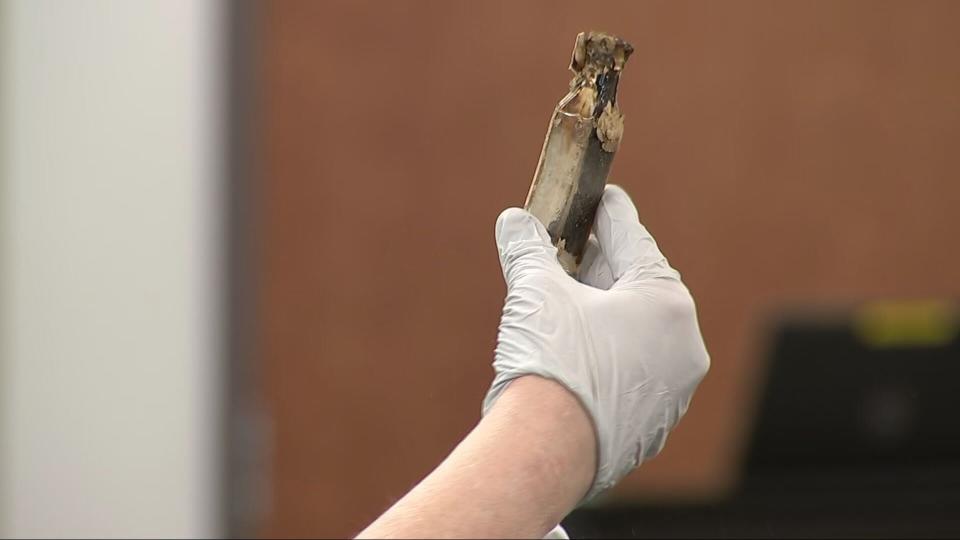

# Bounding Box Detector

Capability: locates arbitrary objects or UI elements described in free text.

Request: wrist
[356,375,595,539]
[489,375,597,518]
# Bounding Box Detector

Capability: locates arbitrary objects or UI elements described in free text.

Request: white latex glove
[483,184,710,502]
[544,524,570,539]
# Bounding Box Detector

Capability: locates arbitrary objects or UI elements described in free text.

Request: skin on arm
[355,375,596,539]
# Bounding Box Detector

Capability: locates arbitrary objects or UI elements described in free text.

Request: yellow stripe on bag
[855,300,958,348]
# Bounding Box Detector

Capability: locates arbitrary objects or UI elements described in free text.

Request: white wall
[0,1,222,537]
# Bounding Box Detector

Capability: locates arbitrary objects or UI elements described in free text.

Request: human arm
[356,375,594,539]
[358,184,710,538]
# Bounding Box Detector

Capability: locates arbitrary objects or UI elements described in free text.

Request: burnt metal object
[524,31,633,275]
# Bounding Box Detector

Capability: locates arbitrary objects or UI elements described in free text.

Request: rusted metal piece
[524,31,633,275]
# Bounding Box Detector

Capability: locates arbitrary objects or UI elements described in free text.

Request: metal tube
[524,32,633,275]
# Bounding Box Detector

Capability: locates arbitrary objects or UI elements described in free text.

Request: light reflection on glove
[484,185,710,502]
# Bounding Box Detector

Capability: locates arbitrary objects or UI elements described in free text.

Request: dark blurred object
[566,301,960,538]
[748,301,960,470]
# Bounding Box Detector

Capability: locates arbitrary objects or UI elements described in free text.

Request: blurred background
[1,0,959,537]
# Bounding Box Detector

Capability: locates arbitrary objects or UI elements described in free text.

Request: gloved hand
[483,184,710,502]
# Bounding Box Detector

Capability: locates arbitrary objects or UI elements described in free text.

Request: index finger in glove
[594,185,676,285]
[495,207,564,286]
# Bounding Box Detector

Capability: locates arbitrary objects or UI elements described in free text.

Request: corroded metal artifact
[524,31,633,275]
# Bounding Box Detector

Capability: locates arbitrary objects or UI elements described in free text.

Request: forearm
[356,375,596,539]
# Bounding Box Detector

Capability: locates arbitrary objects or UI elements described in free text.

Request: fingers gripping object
[489,32,709,512]
[525,32,633,275]
[491,186,710,504]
